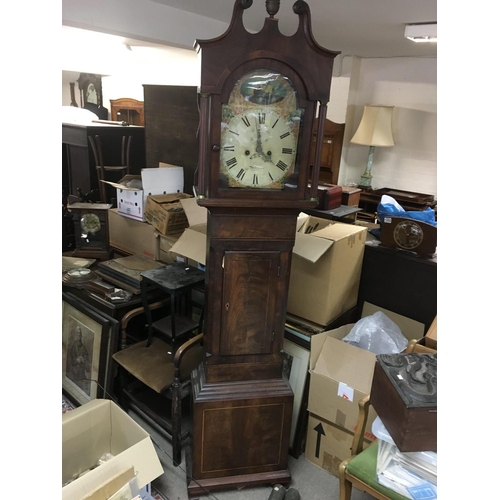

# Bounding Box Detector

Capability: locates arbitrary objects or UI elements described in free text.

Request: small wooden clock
[380,216,437,257]
[188,0,338,496]
[69,203,112,260]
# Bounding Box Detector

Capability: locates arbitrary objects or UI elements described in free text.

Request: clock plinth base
[188,363,293,497]
[186,465,291,497]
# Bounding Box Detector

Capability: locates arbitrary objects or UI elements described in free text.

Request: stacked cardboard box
[304,304,425,477]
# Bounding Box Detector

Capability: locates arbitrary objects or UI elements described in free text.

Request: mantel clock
[70,202,112,260]
[188,1,338,496]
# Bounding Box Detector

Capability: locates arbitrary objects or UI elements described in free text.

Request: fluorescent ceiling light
[405,23,437,43]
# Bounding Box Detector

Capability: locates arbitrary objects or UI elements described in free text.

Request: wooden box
[370,352,437,452]
[316,183,343,210]
[341,186,362,207]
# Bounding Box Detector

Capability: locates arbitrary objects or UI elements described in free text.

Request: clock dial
[220,109,297,188]
[80,213,101,234]
[393,220,424,249]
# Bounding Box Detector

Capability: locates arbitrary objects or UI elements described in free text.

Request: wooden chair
[112,302,204,466]
[88,134,132,203]
[338,340,436,500]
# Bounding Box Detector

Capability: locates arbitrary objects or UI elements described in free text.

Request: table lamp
[351,104,394,191]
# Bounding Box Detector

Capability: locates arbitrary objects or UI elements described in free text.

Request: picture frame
[62,292,118,406]
[283,337,311,458]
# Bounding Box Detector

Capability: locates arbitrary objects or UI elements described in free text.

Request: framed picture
[283,338,311,458]
[62,292,118,406]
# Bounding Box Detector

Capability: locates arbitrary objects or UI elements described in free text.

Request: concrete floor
[129,408,375,500]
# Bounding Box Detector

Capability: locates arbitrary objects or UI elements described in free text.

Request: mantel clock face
[393,220,424,249]
[80,213,102,235]
[219,70,303,190]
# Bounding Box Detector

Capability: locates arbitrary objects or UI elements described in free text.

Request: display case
[110,98,145,126]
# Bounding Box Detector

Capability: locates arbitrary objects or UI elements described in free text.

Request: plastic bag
[342,311,408,354]
[378,195,437,226]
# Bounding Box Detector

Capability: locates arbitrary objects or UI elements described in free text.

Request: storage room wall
[62,28,200,113]
[62,28,350,127]
[339,56,437,196]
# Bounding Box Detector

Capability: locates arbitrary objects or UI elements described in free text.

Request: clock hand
[254,118,274,163]
[255,118,263,155]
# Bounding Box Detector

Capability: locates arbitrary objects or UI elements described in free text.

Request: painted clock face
[80,213,101,234]
[220,69,303,189]
[393,220,424,249]
[220,109,297,188]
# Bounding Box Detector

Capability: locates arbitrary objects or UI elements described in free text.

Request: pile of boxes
[304,304,427,474]
[106,164,194,263]
[303,304,437,498]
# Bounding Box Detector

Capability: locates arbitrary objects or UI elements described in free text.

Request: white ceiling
[62,0,437,60]
[148,0,437,58]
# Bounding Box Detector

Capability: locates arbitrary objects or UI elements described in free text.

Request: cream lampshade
[351,104,394,190]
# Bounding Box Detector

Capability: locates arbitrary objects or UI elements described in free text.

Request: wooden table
[140,262,205,352]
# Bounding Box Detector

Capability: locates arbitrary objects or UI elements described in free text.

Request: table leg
[141,279,154,347]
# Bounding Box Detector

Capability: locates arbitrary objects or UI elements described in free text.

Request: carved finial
[241,0,253,9]
[292,0,307,14]
[266,0,280,17]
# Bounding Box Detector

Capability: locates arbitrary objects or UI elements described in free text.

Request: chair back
[88,134,132,203]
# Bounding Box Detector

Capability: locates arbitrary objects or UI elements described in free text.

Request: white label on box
[337,382,354,402]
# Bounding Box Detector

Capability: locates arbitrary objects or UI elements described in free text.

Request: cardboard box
[305,413,370,478]
[108,208,158,260]
[62,399,163,500]
[103,166,184,222]
[157,232,183,265]
[305,304,426,475]
[287,215,367,326]
[144,193,192,235]
[308,324,379,437]
[170,197,208,266]
[423,315,437,350]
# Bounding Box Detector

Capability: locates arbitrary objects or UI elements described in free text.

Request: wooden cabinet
[143,85,199,196]
[309,118,345,185]
[110,98,144,126]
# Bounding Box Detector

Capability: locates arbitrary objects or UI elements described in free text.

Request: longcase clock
[188,1,338,496]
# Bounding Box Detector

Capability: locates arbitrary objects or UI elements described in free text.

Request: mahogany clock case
[188,0,339,495]
[195,1,339,209]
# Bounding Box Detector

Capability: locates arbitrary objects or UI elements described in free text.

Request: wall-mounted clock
[188,0,338,496]
[69,202,113,260]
